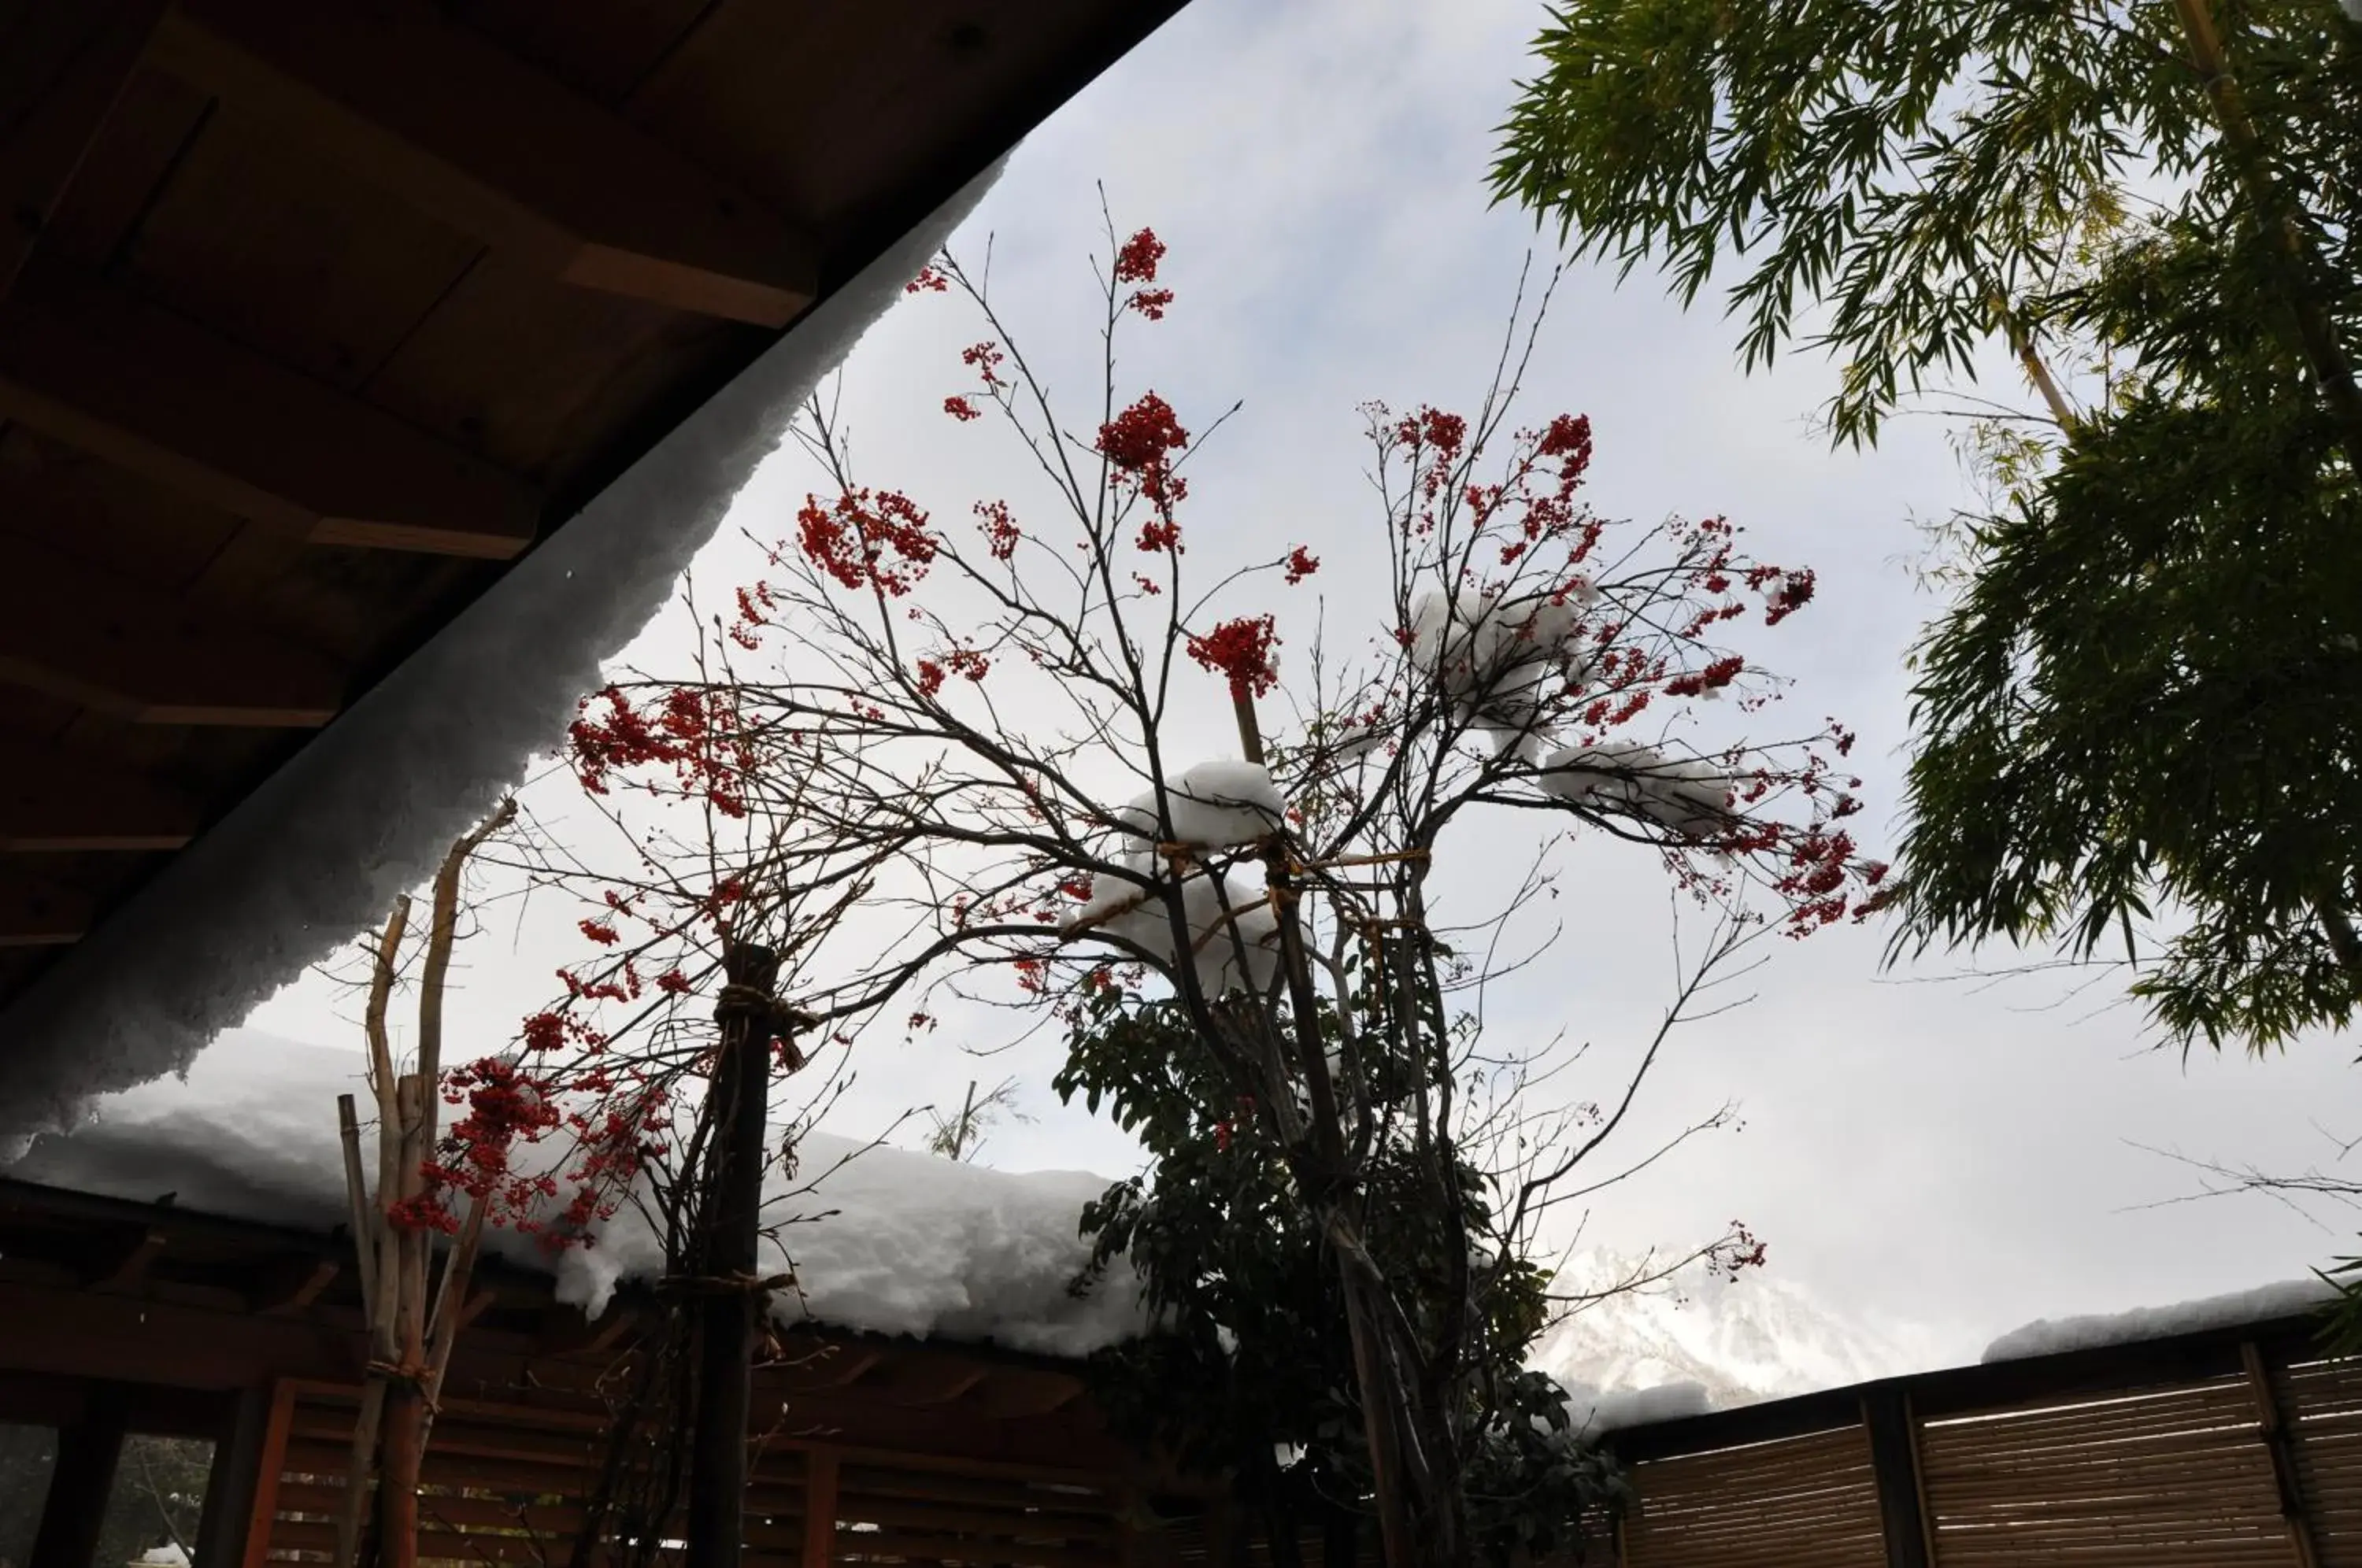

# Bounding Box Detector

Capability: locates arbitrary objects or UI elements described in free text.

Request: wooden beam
[0,0,171,301]
[0,875,100,946]
[968,1368,1087,1420]
[254,1256,340,1317]
[88,1226,168,1291]
[0,258,541,558]
[150,0,820,327]
[860,1353,992,1409]
[0,537,345,724]
[0,735,202,850]
[537,1306,639,1360]
[777,1342,887,1392]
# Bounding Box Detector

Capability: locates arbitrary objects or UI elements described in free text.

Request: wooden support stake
[687,941,788,1568]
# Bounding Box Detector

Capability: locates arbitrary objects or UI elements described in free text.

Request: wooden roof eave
[0,160,1001,1140]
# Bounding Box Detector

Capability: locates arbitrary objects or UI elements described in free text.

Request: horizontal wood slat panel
[832,1457,1123,1567]
[1919,1373,2290,1565]
[257,1384,1131,1568]
[1621,1424,1886,1568]
[2284,1355,2362,1567]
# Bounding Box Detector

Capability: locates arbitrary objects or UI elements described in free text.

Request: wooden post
[28,1384,128,1568]
[799,1449,838,1568]
[191,1386,273,1568]
[686,941,783,1568]
[1860,1388,1932,1568]
[2242,1341,2323,1568]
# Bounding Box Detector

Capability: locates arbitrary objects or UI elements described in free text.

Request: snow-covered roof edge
[1980,1276,2338,1365]
[0,162,1004,1146]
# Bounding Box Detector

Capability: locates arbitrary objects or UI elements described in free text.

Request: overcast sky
[246,0,2360,1372]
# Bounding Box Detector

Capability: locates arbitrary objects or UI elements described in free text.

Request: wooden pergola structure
[0,1178,1170,1568]
[0,0,1182,1014]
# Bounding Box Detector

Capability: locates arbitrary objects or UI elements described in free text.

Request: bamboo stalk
[2169,0,2362,466]
[379,1075,428,1568]
[419,1185,490,1446]
[1987,290,2078,431]
[336,1094,379,1311]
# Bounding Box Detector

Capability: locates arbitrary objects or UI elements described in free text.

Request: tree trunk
[1229,689,1427,1567]
[684,942,781,1568]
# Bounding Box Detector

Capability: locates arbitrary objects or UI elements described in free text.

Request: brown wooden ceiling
[0,0,1184,1005]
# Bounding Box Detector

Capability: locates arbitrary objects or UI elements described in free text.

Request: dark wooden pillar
[1861,1387,1933,1568]
[28,1385,128,1568]
[190,1388,272,1568]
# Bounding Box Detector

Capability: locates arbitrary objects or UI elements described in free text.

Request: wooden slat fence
[1593,1312,2358,1568]
[242,1381,1131,1568]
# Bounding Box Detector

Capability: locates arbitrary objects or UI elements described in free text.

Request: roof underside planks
[0,0,1187,1013]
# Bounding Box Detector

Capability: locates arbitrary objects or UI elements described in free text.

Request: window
[93,1437,214,1568]
[0,1425,58,1568]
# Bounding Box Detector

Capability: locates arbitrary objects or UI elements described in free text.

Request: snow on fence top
[1980,1276,2338,1364]
[2,1030,1146,1359]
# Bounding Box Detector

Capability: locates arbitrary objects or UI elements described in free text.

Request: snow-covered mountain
[1529,1252,1938,1420]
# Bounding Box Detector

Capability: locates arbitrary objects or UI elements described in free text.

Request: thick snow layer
[4,1030,1143,1357]
[1981,1278,2338,1364]
[1564,1381,1716,1435]
[0,165,1006,1150]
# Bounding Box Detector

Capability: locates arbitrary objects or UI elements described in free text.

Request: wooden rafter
[0,875,100,947]
[0,737,202,851]
[536,1305,639,1360]
[0,0,171,302]
[254,1257,340,1317]
[150,0,821,327]
[970,1369,1085,1420]
[0,536,345,726]
[0,259,541,559]
[863,1355,993,1409]
[87,1226,168,1291]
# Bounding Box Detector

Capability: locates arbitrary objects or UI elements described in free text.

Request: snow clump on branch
[1061,759,1288,996]
[1539,741,1736,840]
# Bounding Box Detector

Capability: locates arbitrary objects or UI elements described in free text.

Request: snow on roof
[3,1030,1144,1359]
[0,163,1003,1151]
[1980,1277,2338,1365]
